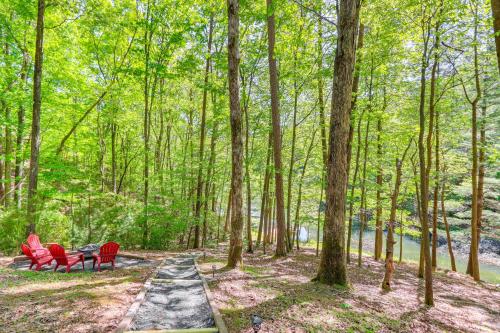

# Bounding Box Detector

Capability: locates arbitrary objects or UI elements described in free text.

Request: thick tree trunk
[266,0,286,257]
[227,0,244,268]
[316,175,324,257]
[26,0,45,235]
[315,0,361,285]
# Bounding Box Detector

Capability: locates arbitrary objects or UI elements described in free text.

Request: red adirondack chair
[27,233,50,257]
[21,243,53,271]
[92,242,120,272]
[48,244,85,273]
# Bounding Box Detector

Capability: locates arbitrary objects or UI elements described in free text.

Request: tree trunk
[266,0,286,257]
[382,140,411,290]
[316,175,323,257]
[441,180,456,271]
[26,0,45,235]
[142,4,153,249]
[374,116,383,260]
[357,116,370,267]
[243,83,253,253]
[429,30,440,271]
[227,0,244,268]
[492,0,500,72]
[286,72,299,252]
[347,112,363,264]
[14,51,29,208]
[417,24,433,305]
[257,133,272,247]
[194,15,214,249]
[315,0,361,286]
[292,131,316,249]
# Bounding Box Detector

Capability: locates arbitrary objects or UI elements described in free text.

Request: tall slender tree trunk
[26,0,45,235]
[257,133,272,247]
[293,131,316,249]
[347,112,363,263]
[243,83,253,253]
[316,174,324,257]
[194,15,214,249]
[227,0,244,268]
[440,179,456,271]
[357,116,370,266]
[346,24,365,264]
[492,0,500,72]
[15,51,29,209]
[417,25,434,305]
[286,73,299,252]
[374,116,383,260]
[429,29,440,271]
[266,0,286,257]
[382,140,411,290]
[464,6,481,281]
[315,0,361,285]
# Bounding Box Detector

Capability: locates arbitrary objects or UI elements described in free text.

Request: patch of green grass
[334,307,402,333]
[242,265,264,277]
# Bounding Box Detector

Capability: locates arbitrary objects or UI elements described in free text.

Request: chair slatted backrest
[21,243,35,259]
[99,242,120,262]
[27,234,43,251]
[49,244,68,265]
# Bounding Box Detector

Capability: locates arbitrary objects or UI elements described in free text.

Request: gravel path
[129,254,216,331]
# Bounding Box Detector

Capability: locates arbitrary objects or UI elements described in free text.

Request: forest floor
[197,245,500,333]
[0,251,164,333]
[0,247,498,332]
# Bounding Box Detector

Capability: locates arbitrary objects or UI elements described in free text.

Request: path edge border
[114,258,165,333]
[194,257,229,333]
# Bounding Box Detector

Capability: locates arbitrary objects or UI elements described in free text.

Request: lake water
[348,229,500,284]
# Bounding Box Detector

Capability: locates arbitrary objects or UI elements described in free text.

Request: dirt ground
[1,247,498,333]
[197,246,500,333]
[0,251,164,333]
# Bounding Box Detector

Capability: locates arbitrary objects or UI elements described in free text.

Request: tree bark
[26,0,45,235]
[227,0,244,268]
[492,0,500,72]
[374,116,383,260]
[257,132,272,247]
[440,179,456,271]
[417,22,434,305]
[266,0,286,257]
[315,0,361,285]
[357,115,370,267]
[347,112,363,264]
[194,15,214,249]
[292,131,316,249]
[382,140,411,290]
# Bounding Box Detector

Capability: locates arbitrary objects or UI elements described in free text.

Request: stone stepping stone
[156,265,200,280]
[130,279,215,330]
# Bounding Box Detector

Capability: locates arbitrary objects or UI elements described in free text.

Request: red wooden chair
[93,242,120,272]
[48,244,85,273]
[21,243,53,271]
[27,233,50,257]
